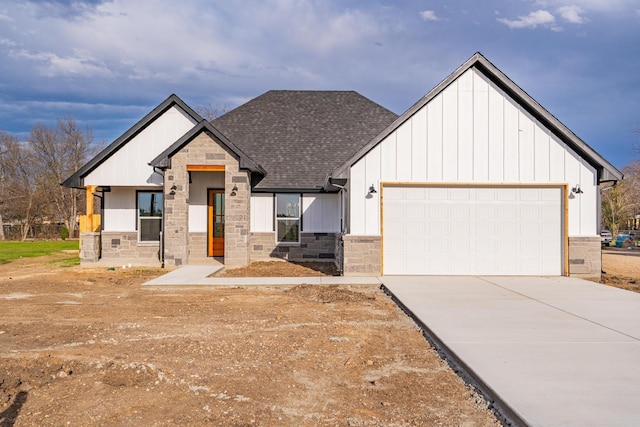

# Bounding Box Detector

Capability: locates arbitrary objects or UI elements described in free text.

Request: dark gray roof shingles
[211,90,398,190]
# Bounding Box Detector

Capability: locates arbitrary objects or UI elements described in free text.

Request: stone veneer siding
[163,132,250,268]
[342,235,381,276]
[79,232,101,265]
[187,232,208,262]
[100,231,160,262]
[250,232,339,262]
[568,236,601,279]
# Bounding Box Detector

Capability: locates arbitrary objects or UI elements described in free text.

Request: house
[63,53,622,278]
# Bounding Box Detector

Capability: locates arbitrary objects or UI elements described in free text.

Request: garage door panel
[406,187,426,200]
[406,202,426,218]
[497,189,517,201]
[429,204,450,218]
[429,188,449,200]
[452,223,470,237]
[498,205,518,219]
[429,221,451,237]
[405,238,427,253]
[383,186,563,275]
[451,204,470,219]
[521,205,541,219]
[540,205,559,219]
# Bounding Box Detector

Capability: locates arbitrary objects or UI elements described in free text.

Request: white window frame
[275,193,301,245]
[137,191,163,242]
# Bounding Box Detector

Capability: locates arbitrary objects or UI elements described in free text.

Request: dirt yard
[1,254,500,426]
[601,249,640,293]
[2,251,637,426]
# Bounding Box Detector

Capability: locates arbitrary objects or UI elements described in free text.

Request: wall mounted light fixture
[169,184,177,195]
[368,184,377,194]
[571,184,584,194]
[231,184,238,196]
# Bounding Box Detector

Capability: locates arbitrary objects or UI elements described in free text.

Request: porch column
[79,185,100,232]
[79,185,101,264]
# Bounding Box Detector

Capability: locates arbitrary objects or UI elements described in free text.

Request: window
[138,191,163,242]
[276,193,300,244]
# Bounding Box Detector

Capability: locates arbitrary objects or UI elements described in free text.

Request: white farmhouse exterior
[64,53,622,278]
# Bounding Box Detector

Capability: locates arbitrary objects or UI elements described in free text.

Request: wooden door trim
[207,188,225,257]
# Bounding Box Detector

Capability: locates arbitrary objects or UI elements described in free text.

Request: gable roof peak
[331,52,622,183]
[62,94,203,188]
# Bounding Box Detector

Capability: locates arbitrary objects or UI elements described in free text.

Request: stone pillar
[163,173,189,267]
[568,236,601,280]
[79,232,101,265]
[224,173,250,268]
[342,235,382,276]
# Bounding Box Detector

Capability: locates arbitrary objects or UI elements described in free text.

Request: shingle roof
[212,90,398,191]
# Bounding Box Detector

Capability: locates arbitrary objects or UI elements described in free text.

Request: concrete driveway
[382,276,640,427]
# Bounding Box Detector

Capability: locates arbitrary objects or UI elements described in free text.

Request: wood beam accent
[80,186,100,232]
[186,165,225,172]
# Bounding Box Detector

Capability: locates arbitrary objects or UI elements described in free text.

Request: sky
[0,0,639,170]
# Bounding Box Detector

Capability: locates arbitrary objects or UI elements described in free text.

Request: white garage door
[383,186,564,275]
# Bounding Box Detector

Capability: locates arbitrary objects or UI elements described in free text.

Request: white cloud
[498,9,555,28]
[10,46,114,78]
[536,0,630,14]
[419,10,439,21]
[0,38,17,47]
[557,5,587,23]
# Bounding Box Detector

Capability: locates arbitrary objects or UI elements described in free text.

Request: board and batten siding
[302,193,341,232]
[102,187,154,232]
[250,193,340,233]
[84,106,198,187]
[250,194,274,232]
[350,68,597,237]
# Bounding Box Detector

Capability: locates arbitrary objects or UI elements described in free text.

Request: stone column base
[568,236,601,280]
[342,235,381,276]
[80,232,101,265]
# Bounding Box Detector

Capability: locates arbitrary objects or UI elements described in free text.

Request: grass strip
[0,240,79,264]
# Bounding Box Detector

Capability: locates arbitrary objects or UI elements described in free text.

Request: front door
[208,189,224,257]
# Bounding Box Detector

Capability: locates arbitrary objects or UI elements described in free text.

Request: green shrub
[60,226,69,241]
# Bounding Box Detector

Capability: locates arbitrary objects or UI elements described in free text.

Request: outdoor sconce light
[231,184,238,196]
[572,184,584,194]
[169,184,177,195]
[368,184,377,194]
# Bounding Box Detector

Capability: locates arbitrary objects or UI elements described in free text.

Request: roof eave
[251,186,330,193]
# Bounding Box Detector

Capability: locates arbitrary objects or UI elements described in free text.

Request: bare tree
[29,117,94,236]
[0,133,48,240]
[0,132,8,240]
[621,160,640,228]
[602,184,629,239]
[195,103,230,121]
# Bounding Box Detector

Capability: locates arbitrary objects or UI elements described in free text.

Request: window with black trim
[275,193,300,244]
[138,191,163,242]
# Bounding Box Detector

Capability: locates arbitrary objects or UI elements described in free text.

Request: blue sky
[1,0,638,169]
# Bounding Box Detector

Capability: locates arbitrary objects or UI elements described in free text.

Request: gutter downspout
[153,166,166,268]
[331,182,347,276]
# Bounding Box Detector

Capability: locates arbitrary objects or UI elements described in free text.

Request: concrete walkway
[382,276,640,427]
[143,265,382,286]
